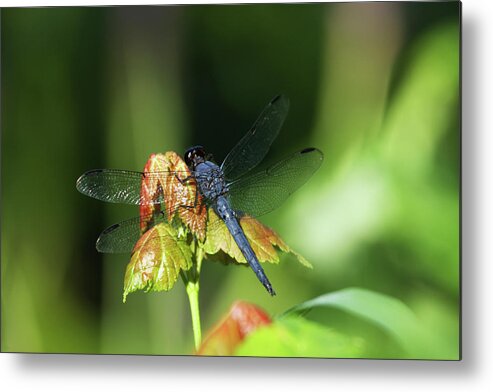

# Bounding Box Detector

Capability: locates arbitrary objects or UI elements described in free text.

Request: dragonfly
[76,95,323,296]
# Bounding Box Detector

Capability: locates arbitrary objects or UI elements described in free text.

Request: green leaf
[203,209,311,268]
[235,317,364,358]
[123,223,192,302]
[283,287,452,359]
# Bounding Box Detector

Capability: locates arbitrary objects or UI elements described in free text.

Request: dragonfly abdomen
[213,196,276,296]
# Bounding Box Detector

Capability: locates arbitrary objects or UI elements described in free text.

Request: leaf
[282,287,444,359]
[197,301,272,356]
[235,317,364,358]
[203,209,311,268]
[139,153,166,233]
[139,152,207,241]
[123,222,192,302]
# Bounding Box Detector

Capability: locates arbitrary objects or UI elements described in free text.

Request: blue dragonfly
[76,95,323,296]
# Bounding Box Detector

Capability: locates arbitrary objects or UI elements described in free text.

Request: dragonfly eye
[184,145,206,168]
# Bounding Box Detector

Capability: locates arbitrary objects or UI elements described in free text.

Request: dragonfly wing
[96,211,168,253]
[77,169,157,205]
[227,148,324,217]
[221,95,290,182]
[76,169,195,205]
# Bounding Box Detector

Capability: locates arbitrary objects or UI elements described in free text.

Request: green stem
[183,243,204,351]
[186,280,201,351]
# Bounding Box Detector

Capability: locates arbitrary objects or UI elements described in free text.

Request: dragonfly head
[184,145,206,169]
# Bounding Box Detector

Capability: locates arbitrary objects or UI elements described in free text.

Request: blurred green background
[1,2,459,358]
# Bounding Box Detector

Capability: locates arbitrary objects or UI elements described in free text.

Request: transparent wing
[96,211,168,253]
[76,169,194,205]
[227,148,324,217]
[221,95,290,182]
[96,210,264,254]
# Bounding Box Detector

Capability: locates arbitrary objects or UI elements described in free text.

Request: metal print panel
[0,1,461,359]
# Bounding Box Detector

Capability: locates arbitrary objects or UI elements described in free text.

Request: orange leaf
[197,301,272,356]
[139,152,207,241]
[203,209,312,268]
[139,153,166,233]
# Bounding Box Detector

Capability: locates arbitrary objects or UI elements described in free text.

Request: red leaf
[139,152,207,240]
[139,153,166,233]
[197,301,272,356]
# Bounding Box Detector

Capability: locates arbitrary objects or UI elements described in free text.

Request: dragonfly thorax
[194,161,229,202]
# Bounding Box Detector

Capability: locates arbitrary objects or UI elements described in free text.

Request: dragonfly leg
[172,173,203,210]
[177,188,202,211]
[174,173,195,186]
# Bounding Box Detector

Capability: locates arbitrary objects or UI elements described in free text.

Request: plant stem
[186,280,201,351]
[183,243,204,351]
